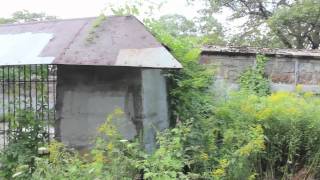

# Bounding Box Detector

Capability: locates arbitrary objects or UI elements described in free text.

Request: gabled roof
[202,45,320,59]
[0,16,182,68]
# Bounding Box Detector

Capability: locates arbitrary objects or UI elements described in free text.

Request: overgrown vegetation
[238,55,271,96]
[1,1,320,179]
[146,19,215,122]
[5,86,320,179]
[0,110,47,179]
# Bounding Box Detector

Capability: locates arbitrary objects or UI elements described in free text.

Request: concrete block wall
[200,54,320,93]
[55,65,169,152]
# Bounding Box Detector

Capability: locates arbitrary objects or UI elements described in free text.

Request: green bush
[27,109,191,180]
[0,110,47,179]
[213,91,320,179]
[146,19,215,122]
[239,55,271,96]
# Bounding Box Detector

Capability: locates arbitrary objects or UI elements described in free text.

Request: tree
[156,14,197,37]
[107,1,225,45]
[150,14,225,45]
[269,0,320,49]
[0,10,56,24]
[0,18,14,24]
[196,0,320,49]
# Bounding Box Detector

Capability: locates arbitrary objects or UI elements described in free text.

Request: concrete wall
[55,65,169,152]
[141,69,169,153]
[200,54,320,94]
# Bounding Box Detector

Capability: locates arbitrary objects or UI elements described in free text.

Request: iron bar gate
[0,65,57,149]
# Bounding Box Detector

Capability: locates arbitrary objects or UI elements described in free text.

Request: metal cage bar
[0,65,57,149]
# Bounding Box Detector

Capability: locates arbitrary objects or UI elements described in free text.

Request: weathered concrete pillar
[141,69,169,153]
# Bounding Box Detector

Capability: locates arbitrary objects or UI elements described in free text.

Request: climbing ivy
[238,55,271,96]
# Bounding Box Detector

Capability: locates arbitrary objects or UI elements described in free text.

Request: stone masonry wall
[200,54,320,93]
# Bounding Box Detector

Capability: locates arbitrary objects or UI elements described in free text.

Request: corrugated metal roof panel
[0,33,54,65]
[0,16,182,68]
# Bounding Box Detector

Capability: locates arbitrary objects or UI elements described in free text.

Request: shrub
[213,91,320,179]
[239,55,271,96]
[28,109,190,180]
[6,91,320,179]
[0,110,47,179]
[146,19,215,122]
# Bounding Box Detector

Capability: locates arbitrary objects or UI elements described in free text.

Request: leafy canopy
[194,0,320,49]
[0,10,56,24]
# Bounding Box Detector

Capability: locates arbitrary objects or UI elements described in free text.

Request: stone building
[0,16,182,152]
[200,46,320,94]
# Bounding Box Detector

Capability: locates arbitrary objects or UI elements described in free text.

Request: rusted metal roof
[202,45,320,59]
[0,16,182,68]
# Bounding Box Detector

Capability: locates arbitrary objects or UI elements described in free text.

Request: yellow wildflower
[107,143,113,151]
[296,84,303,93]
[97,123,107,133]
[94,151,105,163]
[256,108,272,120]
[304,92,314,98]
[212,168,225,177]
[212,159,229,177]
[114,108,124,117]
[286,107,299,116]
[238,125,265,156]
[200,152,209,161]
[269,92,291,103]
[219,159,229,168]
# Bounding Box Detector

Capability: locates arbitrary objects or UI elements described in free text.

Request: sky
[0,0,200,19]
[0,0,232,23]
[0,0,240,35]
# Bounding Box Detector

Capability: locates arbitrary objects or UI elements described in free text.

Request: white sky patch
[0,0,195,19]
[0,0,228,22]
[0,33,54,65]
[0,0,242,37]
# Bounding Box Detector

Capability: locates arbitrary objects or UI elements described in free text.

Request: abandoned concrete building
[0,16,182,152]
[200,46,320,95]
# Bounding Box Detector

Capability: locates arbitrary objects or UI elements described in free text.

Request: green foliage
[0,110,47,179]
[2,3,320,179]
[146,19,215,122]
[0,10,56,24]
[24,109,190,179]
[156,14,197,37]
[105,0,165,17]
[214,91,320,179]
[86,14,107,44]
[6,92,320,179]
[155,14,225,45]
[196,0,320,49]
[29,109,144,180]
[268,0,320,49]
[0,65,49,81]
[107,1,225,46]
[239,55,271,96]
